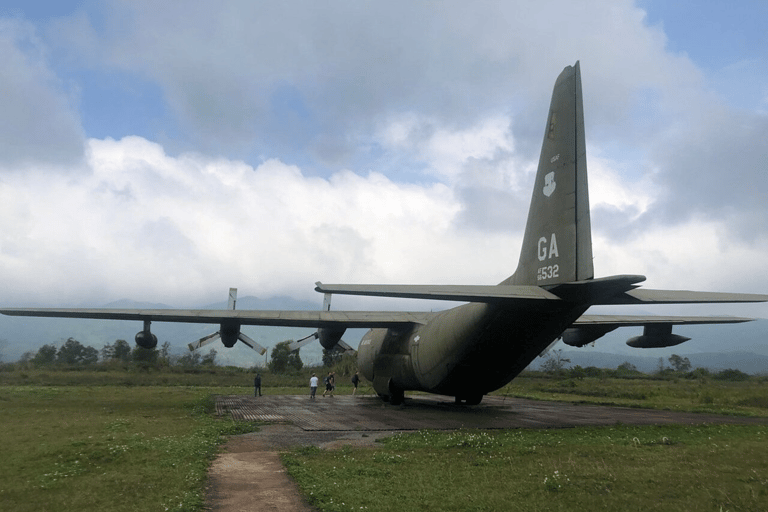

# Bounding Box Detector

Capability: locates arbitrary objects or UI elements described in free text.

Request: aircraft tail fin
[504,61,593,286]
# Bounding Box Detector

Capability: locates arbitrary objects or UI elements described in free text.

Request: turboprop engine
[561,325,617,347]
[318,326,346,350]
[626,324,690,348]
[135,320,158,349]
[287,293,353,353]
[186,289,267,355]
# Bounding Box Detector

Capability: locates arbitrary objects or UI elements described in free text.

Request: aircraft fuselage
[357,300,589,404]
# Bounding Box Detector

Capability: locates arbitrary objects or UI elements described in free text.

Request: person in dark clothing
[351,371,360,395]
[322,371,335,397]
[254,373,262,397]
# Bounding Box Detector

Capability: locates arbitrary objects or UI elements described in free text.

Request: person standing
[351,371,360,395]
[322,371,334,397]
[254,373,262,397]
[309,373,319,400]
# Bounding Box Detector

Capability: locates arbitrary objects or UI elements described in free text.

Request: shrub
[714,368,750,381]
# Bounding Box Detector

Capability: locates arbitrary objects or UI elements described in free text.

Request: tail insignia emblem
[543,172,556,197]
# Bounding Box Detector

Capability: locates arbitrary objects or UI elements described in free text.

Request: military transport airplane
[3,62,766,405]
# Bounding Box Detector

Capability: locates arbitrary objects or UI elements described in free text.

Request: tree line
[539,349,753,381]
[17,338,218,368]
[267,340,357,377]
[12,337,356,375]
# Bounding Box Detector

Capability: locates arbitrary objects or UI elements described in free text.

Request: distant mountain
[102,299,174,309]
[1,297,766,373]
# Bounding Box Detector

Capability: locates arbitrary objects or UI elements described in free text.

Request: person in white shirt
[309,373,319,400]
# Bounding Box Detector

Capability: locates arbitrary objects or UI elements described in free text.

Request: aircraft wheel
[465,394,483,406]
[455,395,483,405]
[389,391,405,405]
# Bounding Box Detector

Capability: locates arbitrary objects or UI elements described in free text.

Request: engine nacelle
[626,324,690,348]
[135,330,158,349]
[626,334,690,348]
[219,322,240,348]
[318,326,346,350]
[562,325,617,347]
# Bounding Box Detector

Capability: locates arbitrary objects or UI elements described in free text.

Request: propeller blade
[188,331,221,351]
[228,288,237,310]
[237,332,267,355]
[336,339,356,354]
[287,331,318,351]
[538,339,559,357]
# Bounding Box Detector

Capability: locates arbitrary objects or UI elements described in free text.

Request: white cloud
[377,113,515,183]
[47,1,702,161]
[588,149,657,220]
[1,137,489,306]
[2,132,764,316]
[594,215,768,321]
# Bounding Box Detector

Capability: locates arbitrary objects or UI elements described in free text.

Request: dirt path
[205,423,394,511]
[205,431,313,512]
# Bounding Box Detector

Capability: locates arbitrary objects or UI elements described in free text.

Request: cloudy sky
[0,0,766,324]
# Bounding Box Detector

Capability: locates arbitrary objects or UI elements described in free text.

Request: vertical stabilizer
[504,62,593,286]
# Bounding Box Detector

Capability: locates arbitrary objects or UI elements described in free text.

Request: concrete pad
[216,394,768,432]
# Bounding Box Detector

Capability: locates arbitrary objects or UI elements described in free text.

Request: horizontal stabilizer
[546,275,645,302]
[315,282,560,302]
[596,288,768,305]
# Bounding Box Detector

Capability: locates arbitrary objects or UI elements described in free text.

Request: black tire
[465,394,483,405]
[455,395,483,406]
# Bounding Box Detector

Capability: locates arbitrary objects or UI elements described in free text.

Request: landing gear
[377,391,405,405]
[389,391,405,406]
[455,395,483,406]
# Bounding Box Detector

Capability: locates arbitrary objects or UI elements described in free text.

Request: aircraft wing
[0,308,432,328]
[573,314,755,327]
[564,314,756,348]
[314,282,560,302]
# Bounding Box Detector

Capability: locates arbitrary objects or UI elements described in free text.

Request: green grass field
[1,367,767,511]
[284,425,768,512]
[497,374,768,417]
[0,385,256,512]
